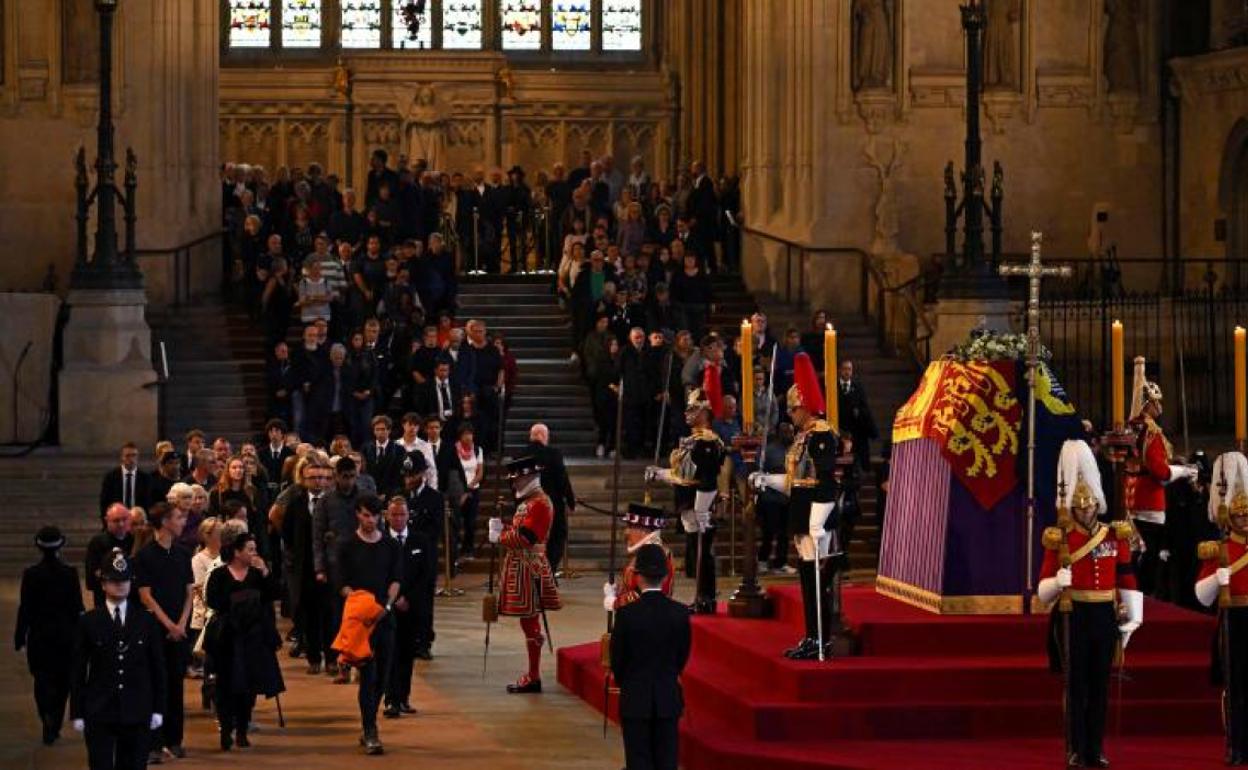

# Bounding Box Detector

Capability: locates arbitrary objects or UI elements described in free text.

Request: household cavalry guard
[1125,356,1198,594]
[750,352,840,660]
[603,503,676,612]
[1195,451,1248,765]
[646,388,726,615]
[488,455,562,694]
[1039,439,1143,769]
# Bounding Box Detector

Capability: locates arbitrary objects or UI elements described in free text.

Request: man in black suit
[266,342,298,427]
[364,415,407,496]
[526,423,576,575]
[609,543,691,770]
[835,360,878,471]
[382,478,434,718]
[70,546,166,770]
[260,418,294,491]
[281,459,335,674]
[416,359,461,425]
[16,526,84,745]
[85,505,135,609]
[685,161,719,270]
[400,453,444,659]
[99,442,152,518]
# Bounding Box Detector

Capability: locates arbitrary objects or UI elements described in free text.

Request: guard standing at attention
[70,548,166,770]
[1038,439,1143,769]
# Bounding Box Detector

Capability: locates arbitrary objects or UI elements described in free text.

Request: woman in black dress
[204,532,284,751]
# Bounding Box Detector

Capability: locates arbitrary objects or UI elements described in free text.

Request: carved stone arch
[1219,117,1248,262]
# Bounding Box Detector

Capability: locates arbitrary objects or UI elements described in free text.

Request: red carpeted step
[771,585,1217,657]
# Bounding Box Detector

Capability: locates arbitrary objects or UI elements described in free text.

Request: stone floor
[0,572,641,770]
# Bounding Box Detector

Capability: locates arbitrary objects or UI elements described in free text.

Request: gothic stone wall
[219,54,674,194]
[736,0,1164,312]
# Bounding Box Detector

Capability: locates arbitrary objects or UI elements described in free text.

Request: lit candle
[825,324,838,431]
[1111,320,1124,428]
[740,319,754,432]
[1237,326,1246,444]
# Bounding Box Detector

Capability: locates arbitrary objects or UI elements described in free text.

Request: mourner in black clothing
[610,544,691,770]
[15,526,84,745]
[335,495,402,755]
[364,415,407,496]
[835,360,878,472]
[383,494,424,717]
[100,442,153,517]
[204,532,285,751]
[85,504,136,608]
[133,503,194,762]
[70,547,166,770]
[526,423,577,574]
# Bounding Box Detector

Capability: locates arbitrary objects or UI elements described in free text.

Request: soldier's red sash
[1068,525,1109,566]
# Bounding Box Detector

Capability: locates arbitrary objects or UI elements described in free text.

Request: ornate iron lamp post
[71,0,141,291]
[940,0,1006,299]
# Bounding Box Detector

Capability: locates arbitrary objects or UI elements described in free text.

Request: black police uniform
[70,553,167,770]
[15,542,83,744]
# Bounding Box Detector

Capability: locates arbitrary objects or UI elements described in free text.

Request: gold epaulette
[1197,540,1221,561]
[1042,527,1063,550]
[1111,520,1134,540]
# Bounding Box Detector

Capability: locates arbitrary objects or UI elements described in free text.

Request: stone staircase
[149,301,267,448]
[0,452,110,577]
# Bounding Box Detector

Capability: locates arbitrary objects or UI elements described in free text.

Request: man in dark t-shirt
[336,495,401,755]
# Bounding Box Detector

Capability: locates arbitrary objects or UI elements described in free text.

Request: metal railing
[135,229,228,308]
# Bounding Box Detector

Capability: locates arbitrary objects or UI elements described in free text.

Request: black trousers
[621,398,651,458]
[32,663,71,739]
[756,498,788,568]
[359,616,395,733]
[1225,608,1248,757]
[151,638,187,751]
[412,573,437,647]
[216,690,256,737]
[387,610,418,707]
[1134,519,1165,597]
[1068,601,1117,762]
[547,504,569,573]
[85,720,148,770]
[621,716,679,770]
[297,579,335,666]
[684,526,716,602]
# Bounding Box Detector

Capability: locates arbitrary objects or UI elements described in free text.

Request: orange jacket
[332,589,386,666]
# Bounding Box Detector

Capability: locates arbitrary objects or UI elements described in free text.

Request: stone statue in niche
[1104,0,1141,93]
[62,0,100,85]
[397,84,452,173]
[982,0,1021,90]
[852,0,893,92]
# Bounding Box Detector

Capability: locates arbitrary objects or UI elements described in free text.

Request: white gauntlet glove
[1037,567,1072,604]
[1218,567,1232,586]
[602,582,618,612]
[150,713,163,730]
[487,517,503,544]
[72,719,84,733]
[749,472,787,494]
[1118,589,1144,649]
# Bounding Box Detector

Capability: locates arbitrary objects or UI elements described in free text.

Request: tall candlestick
[1237,326,1246,444]
[825,324,838,431]
[1111,320,1124,428]
[740,319,754,432]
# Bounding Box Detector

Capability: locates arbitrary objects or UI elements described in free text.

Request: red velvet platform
[557,585,1229,769]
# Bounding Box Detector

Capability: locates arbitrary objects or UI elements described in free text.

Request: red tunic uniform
[1197,533,1248,602]
[614,547,675,611]
[1040,521,1138,600]
[1124,417,1174,523]
[499,491,562,617]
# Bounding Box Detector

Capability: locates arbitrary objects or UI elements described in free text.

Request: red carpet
[557,585,1228,769]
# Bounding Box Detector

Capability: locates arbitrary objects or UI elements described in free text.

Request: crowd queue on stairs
[12,149,895,768]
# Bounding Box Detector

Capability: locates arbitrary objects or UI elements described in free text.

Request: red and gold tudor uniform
[1040,519,1139,766]
[1195,527,1248,763]
[612,504,675,611]
[494,456,561,694]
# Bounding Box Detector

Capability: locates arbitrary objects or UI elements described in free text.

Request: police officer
[70,548,166,770]
[400,452,444,660]
[15,525,83,745]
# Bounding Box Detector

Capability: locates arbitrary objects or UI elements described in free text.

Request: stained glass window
[281,0,322,47]
[392,0,433,49]
[551,2,591,51]
[500,1,542,51]
[602,0,641,51]
[228,0,272,48]
[442,0,483,49]
[341,0,383,48]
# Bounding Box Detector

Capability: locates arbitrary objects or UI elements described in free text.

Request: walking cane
[275,694,286,728]
[602,376,625,737]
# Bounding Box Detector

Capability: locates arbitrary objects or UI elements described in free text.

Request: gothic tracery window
[442,0,484,49]
[552,2,591,51]
[393,1,434,49]
[281,0,322,47]
[602,0,641,51]
[341,0,383,48]
[499,1,542,51]
[228,0,273,48]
